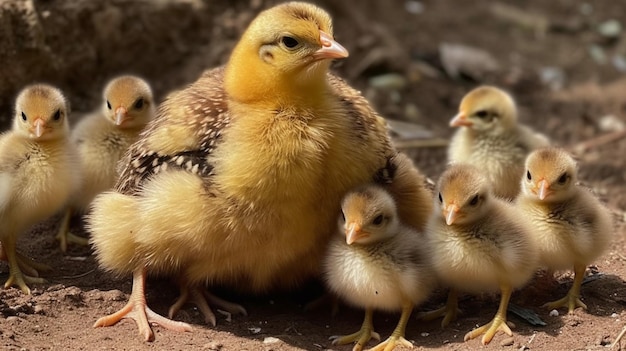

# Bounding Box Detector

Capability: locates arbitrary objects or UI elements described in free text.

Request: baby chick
[517,147,613,313]
[88,2,432,341]
[324,185,434,351]
[448,86,549,199]
[426,163,536,345]
[0,84,79,294]
[56,75,155,252]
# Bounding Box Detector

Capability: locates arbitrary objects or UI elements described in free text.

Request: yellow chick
[56,76,155,252]
[87,2,432,342]
[517,147,613,313]
[324,185,435,351]
[426,163,536,345]
[448,86,549,199]
[0,84,79,294]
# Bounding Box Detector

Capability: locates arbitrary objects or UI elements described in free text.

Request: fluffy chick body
[448,86,549,199]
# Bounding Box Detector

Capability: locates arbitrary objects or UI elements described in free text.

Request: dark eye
[372,215,384,225]
[438,193,443,203]
[475,110,489,118]
[558,173,568,184]
[340,211,345,222]
[21,112,27,121]
[281,36,299,49]
[52,109,61,121]
[106,100,112,110]
[526,170,532,180]
[134,98,144,110]
[469,195,479,206]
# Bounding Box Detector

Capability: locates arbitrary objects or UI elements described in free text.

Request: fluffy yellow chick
[324,185,435,351]
[517,147,613,313]
[448,86,549,199]
[0,84,79,294]
[56,76,155,252]
[87,2,432,342]
[426,163,536,345]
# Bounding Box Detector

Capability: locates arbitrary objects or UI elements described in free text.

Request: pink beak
[444,204,459,226]
[345,222,362,245]
[115,106,127,126]
[538,179,550,200]
[33,118,45,138]
[450,113,473,127]
[313,30,349,60]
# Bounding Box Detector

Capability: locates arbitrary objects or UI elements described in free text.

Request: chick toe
[463,285,513,345]
[330,308,380,351]
[368,305,414,351]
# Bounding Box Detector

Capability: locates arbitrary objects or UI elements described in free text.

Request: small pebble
[263,337,281,344]
[420,332,429,337]
[248,327,262,334]
[611,313,619,318]
[549,309,559,317]
[203,341,222,350]
[500,337,515,347]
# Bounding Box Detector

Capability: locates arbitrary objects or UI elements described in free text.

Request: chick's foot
[543,264,587,314]
[330,308,380,351]
[419,289,459,327]
[368,304,414,351]
[56,210,89,253]
[169,284,247,326]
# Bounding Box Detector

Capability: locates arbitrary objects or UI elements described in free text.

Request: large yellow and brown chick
[56,76,155,252]
[324,185,435,351]
[0,84,79,294]
[426,163,536,345]
[448,86,549,199]
[517,147,613,313]
[87,2,432,342]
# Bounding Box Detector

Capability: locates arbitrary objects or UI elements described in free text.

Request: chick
[56,76,155,252]
[324,185,434,351]
[448,86,549,199]
[0,84,79,294]
[517,147,613,313]
[426,164,536,345]
[87,2,432,341]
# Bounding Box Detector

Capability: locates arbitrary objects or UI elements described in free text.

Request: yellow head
[522,147,577,202]
[13,84,70,141]
[224,2,348,106]
[436,163,491,226]
[339,185,399,245]
[102,75,155,129]
[450,86,517,134]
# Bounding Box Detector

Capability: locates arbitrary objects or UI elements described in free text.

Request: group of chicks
[0,1,614,350]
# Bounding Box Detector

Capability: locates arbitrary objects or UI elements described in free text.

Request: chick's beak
[115,106,128,126]
[444,204,459,226]
[33,118,46,138]
[537,179,550,200]
[313,31,349,60]
[450,112,473,127]
[345,222,363,245]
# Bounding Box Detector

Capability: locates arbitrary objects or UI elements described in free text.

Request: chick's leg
[0,242,51,278]
[464,284,513,345]
[168,283,247,326]
[420,288,460,327]
[543,264,587,314]
[55,209,89,253]
[93,268,192,342]
[330,308,380,351]
[368,304,414,351]
[1,237,46,294]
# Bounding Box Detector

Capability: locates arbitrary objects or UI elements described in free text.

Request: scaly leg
[464,284,513,345]
[543,264,587,314]
[330,308,381,351]
[93,268,192,342]
[2,237,45,294]
[168,283,247,326]
[0,241,51,278]
[55,209,89,253]
[420,288,460,327]
[369,303,414,351]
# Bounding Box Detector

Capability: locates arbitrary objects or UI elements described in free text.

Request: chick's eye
[558,173,568,184]
[475,110,489,118]
[21,112,27,121]
[372,215,384,225]
[469,195,479,206]
[134,98,144,110]
[438,193,443,203]
[106,100,112,110]
[52,109,61,121]
[281,36,299,49]
[526,170,532,181]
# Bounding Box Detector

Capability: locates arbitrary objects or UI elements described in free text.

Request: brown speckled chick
[56,76,155,253]
[87,1,432,342]
[0,84,79,294]
[517,147,613,313]
[324,185,435,351]
[448,86,549,199]
[426,163,537,345]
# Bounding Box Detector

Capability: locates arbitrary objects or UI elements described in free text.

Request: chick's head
[522,147,577,203]
[436,163,491,226]
[225,2,348,105]
[102,76,155,129]
[450,86,517,134]
[339,186,399,245]
[13,84,70,141]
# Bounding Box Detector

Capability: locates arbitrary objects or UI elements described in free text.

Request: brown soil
[1,0,626,350]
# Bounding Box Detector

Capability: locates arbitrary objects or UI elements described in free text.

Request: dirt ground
[1,0,626,350]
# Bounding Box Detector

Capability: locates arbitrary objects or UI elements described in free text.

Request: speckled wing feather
[116,67,230,195]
